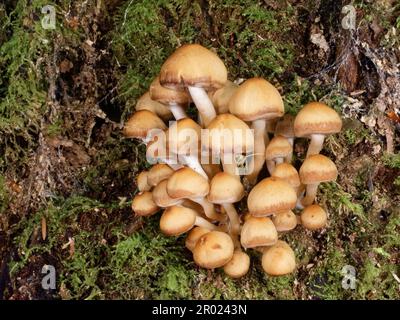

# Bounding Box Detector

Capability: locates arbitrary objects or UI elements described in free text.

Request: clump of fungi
[126,44,342,278]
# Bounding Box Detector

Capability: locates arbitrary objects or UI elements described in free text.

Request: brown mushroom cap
[261,240,296,276]
[240,216,278,248]
[185,227,211,251]
[123,110,166,139]
[228,77,284,121]
[299,154,338,184]
[152,179,182,207]
[149,76,191,106]
[147,164,174,187]
[223,249,250,279]
[137,171,151,192]
[207,172,244,204]
[294,102,342,137]
[209,80,238,114]
[265,135,292,161]
[193,231,234,269]
[272,210,298,232]
[272,163,300,188]
[275,114,295,138]
[159,44,227,90]
[301,204,328,230]
[247,177,297,217]
[167,167,209,199]
[160,206,197,236]
[135,91,172,121]
[131,191,159,217]
[166,118,202,154]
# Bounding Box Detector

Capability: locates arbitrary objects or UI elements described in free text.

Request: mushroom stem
[302,183,319,206]
[221,154,240,180]
[307,134,325,157]
[191,197,222,221]
[180,154,209,179]
[170,103,187,120]
[194,216,218,230]
[286,137,294,163]
[187,86,217,127]
[246,119,266,185]
[221,203,241,240]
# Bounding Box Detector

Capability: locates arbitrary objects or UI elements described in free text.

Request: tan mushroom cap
[275,114,295,138]
[204,114,254,154]
[265,135,292,160]
[240,216,278,248]
[152,179,182,208]
[272,210,298,232]
[223,249,250,279]
[228,78,284,121]
[248,177,297,217]
[160,206,197,236]
[147,164,174,187]
[123,110,166,139]
[301,204,328,230]
[165,118,202,154]
[193,231,234,269]
[299,154,338,184]
[149,76,191,106]
[159,44,227,90]
[167,167,209,199]
[272,163,300,188]
[131,191,159,217]
[207,172,244,204]
[135,91,172,121]
[261,240,296,276]
[294,101,342,137]
[137,171,151,192]
[185,227,211,251]
[209,80,238,114]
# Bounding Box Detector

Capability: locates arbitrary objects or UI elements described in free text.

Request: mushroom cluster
[127,44,342,278]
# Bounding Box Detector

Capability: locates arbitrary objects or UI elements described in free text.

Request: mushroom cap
[299,154,338,184]
[185,226,211,251]
[149,76,191,106]
[207,172,244,204]
[240,216,278,248]
[272,163,300,188]
[167,167,209,199]
[123,110,167,139]
[159,44,227,90]
[265,135,292,160]
[272,210,298,232]
[275,114,295,138]
[247,177,297,217]
[294,101,342,137]
[193,231,234,269]
[131,191,159,217]
[137,171,151,192]
[209,80,238,114]
[223,249,250,279]
[160,206,197,236]
[152,179,182,207]
[301,204,328,230]
[135,91,172,121]
[261,240,296,276]
[166,118,202,155]
[228,78,284,121]
[147,163,174,187]
[204,114,254,154]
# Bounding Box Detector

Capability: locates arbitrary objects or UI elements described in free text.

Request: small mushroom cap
[204,114,254,154]
[272,210,298,232]
[131,191,159,217]
[299,154,338,184]
[123,110,167,139]
[248,177,297,217]
[301,204,328,230]
[160,206,197,236]
[152,179,182,207]
[223,249,250,279]
[272,163,300,188]
[137,171,151,192]
[261,240,296,276]
[167,167,209,199]
[275,114,295,138]
[193,231,234,269]
[240,216,278,248]
[135,91,172,121]
[265,135,292,160]
[185,226,211,251]
[149,76,191,106]
[209,80,238,114]
[207,172,244,204]
[228,78,284,121]
[147,164,174,187]
[166,118,202,154]
[159,44,227,90]
[294,101,342,137]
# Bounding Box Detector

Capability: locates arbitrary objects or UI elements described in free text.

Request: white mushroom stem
[302,183,319,206]
[221,153,240,180]
[180,154,209,179]
[246,119,267,185]
[286,137,294,163]
[194,216,218,230]
[169,103,187,120]
[191,197,223,222]
[188,86,216,127]
[266,157,284,175]
[307,134,325,158]
[222,203,240,240]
